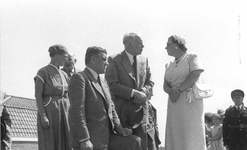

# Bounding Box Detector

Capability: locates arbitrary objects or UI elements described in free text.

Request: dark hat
[121,100,144,129]
[48,44,68,54]
[231,89,244,98]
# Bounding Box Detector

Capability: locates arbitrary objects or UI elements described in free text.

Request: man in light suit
[105,33,160,150]
[68,46,143,150]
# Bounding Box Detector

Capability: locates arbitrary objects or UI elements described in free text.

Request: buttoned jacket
[105,51,154,124]
[68,68,121,149]
[223,105,247,146]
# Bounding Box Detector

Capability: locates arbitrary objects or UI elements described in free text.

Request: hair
[204,112,213,123]
[217,109,225,115]
[85,46,107,65]
[211,113,220,120]
[123,32,140,47]
[49,52,57,58]
[169,35,187,52]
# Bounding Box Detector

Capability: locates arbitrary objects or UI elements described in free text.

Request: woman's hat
[48,44,68,54]
[231,89,244,98]
[121,100,144,129]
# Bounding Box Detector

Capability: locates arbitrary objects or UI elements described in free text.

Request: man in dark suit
[68,46,143,150]
[223,89,247,150]
[105,33,160,150]
[62,52,80,77]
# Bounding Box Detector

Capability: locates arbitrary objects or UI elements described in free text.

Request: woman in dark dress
[34,45,70,150]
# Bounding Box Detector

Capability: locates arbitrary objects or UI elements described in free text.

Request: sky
[1,0,246,146]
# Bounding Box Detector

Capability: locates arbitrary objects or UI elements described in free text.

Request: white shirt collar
[125,50,135,65]
[235,104,242,110]
[86,67,98,80]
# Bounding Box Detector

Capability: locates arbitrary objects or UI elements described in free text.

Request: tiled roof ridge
[7,105,37,111]
[4,95,37,110]
[6,95,35,101]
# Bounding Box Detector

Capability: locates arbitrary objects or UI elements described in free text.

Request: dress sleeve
[34,68,46,83]
[189,54,204,72]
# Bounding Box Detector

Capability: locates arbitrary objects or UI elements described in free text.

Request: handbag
[193,83,214,99]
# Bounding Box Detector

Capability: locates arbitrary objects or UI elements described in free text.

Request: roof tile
[4,96,38,138]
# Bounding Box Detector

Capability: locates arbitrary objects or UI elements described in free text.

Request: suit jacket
[223,105,247,146]
[105,50,154,124]
[61,67,81,77]
[68,68,121,149]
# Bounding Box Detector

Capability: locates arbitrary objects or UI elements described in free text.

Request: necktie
[132,56,137,79]
[68,71,73,77]
[97,76,101,87]
[238,106,240,111]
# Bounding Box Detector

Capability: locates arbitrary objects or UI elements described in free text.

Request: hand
[133,90,147,103]
[225,145,229,150]
[169,89,180,103]
[121,128,132,136]
[80,140,93,150]
[141,88,152,100]
[40,113,49,128]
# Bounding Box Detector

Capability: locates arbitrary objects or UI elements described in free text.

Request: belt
[230,124,247,129]
[43,94,68,99]
[43,95,68,107]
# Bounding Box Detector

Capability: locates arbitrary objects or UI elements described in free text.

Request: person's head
[204,112,213,126]
[165,35,187,58]
[211,113,220,125]
[48,44,69,66]
[217,109,225,122]
[85,46,108,74]
[63,52,77,72]
[231,89,244,106]
[123,32,144,56]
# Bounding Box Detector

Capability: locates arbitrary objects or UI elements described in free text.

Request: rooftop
[4,95,37,139]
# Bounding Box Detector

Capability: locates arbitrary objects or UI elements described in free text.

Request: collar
[125,50,135,65]
[86,67,98,80]
[174,53,186,64]
[49,64,59,70]
[70,68,75,73]
[235,104,243,110]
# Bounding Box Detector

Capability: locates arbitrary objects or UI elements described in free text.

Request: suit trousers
[132,123,157,150]
[71,132,142,150]
[109,133,142,150]
[228,145,247,150]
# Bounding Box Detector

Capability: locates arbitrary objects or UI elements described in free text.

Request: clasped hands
[133,90,149,104]
[115,125,133,137]
[169,88,181,103]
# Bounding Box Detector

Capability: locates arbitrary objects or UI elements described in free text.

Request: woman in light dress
[208,113,226,150]
[163,35,207,150]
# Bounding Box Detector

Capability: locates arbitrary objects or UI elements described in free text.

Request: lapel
[99,75,112,110]
[84,68,106,100]
[136,56,147,90]
[240,105,247,114]
[121,51,136,81]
